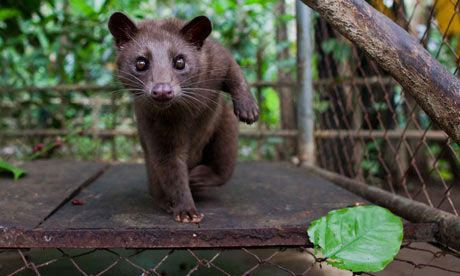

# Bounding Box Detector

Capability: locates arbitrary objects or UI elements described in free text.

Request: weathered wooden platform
[0,160,368,248]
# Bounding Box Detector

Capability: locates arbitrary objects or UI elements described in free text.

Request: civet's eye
[173,56,185,70]
[135,57,149,71]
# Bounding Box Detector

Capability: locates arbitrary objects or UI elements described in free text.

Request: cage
[1,0,460,275]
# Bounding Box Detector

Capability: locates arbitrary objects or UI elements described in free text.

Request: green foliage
[428,143,454,181]
[0,158,25,180]
[313,92,329,113]
[0,8,20,21]
[426,25,459,74]
[320,38,351,65]
[0,0,296,162]
[361,138,383,179]
[307,205,403,272]
[259,87,280,125]
[238,136,284,160]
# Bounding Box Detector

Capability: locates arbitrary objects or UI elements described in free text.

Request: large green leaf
[0,159,26,180]
[307,205,403,272]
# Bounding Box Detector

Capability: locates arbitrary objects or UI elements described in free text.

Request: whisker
[176,67,232,84]
[183,91,221,106]
[182,87,224,93]
[181,95,211,112]
[179,64,253,73]
[177,97,196,117]
[117,74,140,83]
[118,69,145,84]
[182,87,235,101]
[109,87,144,97]
[116,77,143,89]
[117,70,146,86]
[181,93,205,107]
[125,31,143,50]
[181,93,218,112]
[178,77,233,87]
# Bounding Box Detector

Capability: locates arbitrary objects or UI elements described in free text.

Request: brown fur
[108,13,259,223]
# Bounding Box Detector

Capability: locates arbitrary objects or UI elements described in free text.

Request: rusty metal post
[296,0,315,165]
[300,0,460,146]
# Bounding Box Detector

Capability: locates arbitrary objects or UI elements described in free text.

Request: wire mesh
[313,0,460,218]
[1,244,460,276]
[309,1,460,273]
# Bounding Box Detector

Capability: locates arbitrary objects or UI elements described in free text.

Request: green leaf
[0,9,21,21]
[279,14,295,23]
[70,0,95,16]
[0,159,26,180]
[307,206,403,272]
[260,87,280,125]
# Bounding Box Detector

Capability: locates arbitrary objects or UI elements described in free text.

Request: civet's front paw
[172,202,204,223]
[233,97,259,124]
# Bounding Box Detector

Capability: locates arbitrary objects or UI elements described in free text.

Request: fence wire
[310,0,460,273]
[313,0,460,218]
[1,243,460,276]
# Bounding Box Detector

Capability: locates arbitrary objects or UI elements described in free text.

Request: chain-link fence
[2,243,460,275]
[309,0,460,273]
[313,0,460,217]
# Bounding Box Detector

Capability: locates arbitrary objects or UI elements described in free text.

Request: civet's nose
[151,83,173,102]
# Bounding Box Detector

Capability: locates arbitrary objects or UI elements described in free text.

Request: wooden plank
[43,162,364,229]
[3,161,367,248]
[0,160,107,229]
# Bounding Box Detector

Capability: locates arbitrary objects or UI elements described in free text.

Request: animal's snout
[151,83,173,102]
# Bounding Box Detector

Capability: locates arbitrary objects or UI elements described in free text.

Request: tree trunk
[275,0,296,159]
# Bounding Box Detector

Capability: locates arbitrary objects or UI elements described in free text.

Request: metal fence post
[296,1,315,165]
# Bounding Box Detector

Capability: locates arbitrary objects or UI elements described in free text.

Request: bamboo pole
[300,0,460,146]
[0,77,395,93]
[0,128,299,138]
[1,128,450,140]
[314,129,448,140]
[304,164,460,251]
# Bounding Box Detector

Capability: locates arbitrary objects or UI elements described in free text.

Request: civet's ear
[108,12,138,50]
[180,15,212,49]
